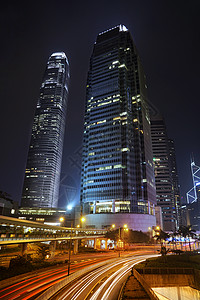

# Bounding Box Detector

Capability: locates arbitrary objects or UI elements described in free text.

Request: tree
[170,231,179,250]
[154,229,170,256]
[36,244,50,260]
[178,225,196,251]
[105,229,150,244]
[9,255,33,272]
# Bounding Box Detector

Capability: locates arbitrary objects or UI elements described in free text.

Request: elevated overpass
[0,215,107,254]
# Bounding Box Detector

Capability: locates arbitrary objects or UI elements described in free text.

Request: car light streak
[66,257,142,300]
[0,259,106,299]
[101,259,147,300]
[61,261,121,300]
[60,258,132,300]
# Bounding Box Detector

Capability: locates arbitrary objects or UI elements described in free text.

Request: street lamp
[67,220,74,276]
[81,217,86,223]
[59,217,64,223]
[117,224,129,256]
[80,216,86,229]
[67,204,73,211]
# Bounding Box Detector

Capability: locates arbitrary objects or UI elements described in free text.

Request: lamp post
[123,224,128,250]
[67,220,73,276]
[80,216,86,227]
[112,224,128,257]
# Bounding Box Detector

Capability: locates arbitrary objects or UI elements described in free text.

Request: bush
[9,255,33,273]
[135,253,200,270]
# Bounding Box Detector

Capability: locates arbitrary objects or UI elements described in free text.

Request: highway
[50,254,155,300]
[0,251,157,300]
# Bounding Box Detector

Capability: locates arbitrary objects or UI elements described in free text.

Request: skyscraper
[80,25,156,231]
[21,52,69,208]
[186,158,200,230]
[151,114,179,231]
[168,138,181,226]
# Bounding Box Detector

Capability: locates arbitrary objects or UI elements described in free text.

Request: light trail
[100,259,147,300]
[60,259,131,300]
[56,255,155,300]
[0,256,111,300]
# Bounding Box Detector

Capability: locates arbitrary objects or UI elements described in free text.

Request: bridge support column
[21,243,28,257]
[73,240,78,254]
[112,200,115,213]
[93,238,97,249]
[104,239,108,250]
[50,241,56,258]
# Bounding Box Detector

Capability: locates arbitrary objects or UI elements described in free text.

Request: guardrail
[0,235,105,245]
[133,269,160,300]
[136,267,194,274]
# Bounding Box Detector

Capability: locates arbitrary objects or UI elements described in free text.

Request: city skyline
[0,1,200,207]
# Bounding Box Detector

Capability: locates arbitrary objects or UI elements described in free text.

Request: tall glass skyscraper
[80,25,156,231]
[21,52,69,208]
[151,114,179,231]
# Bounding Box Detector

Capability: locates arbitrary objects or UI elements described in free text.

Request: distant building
[168,138,181,226]
[151,114,180,231]
[186,158,200,231]
[155,206,163,229]
[21,52,70,208]
[80,25,156,231]
[0,191,18,216]
[18,207,74,227]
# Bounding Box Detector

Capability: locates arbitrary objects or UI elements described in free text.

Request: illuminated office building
[21,52,69,208]
[186,158,200,230]
[151,114,179,231]
[168,138,181,226]
[80,25,156,231]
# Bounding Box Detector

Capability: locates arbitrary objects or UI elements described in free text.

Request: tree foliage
[178,225,196,251]
[9,255,33,272]
[105,229,150,243]
[36,244,50,260]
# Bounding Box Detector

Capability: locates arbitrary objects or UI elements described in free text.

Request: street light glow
[81,217,86,222]
[67,204,73,210]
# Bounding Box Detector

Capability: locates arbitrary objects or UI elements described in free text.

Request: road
[0,250,156,299]
[50,254,155,300]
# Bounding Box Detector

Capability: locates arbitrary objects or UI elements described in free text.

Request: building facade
[168,138,181,226]
[186,159,200,231]
[151,114,180,231]
[21,52,69,208]
[80,25,156,231]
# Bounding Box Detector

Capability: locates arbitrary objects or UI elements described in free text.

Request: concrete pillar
[112,200,115,213]
[93,201,96,213]
[148,201,151,214]
[21,243,28,257]
[50,241,56,258]
[104,239,108,250]
[73,240,78,254]
[93,238,97,249]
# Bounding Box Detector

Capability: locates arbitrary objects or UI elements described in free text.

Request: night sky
[0,0,200,208]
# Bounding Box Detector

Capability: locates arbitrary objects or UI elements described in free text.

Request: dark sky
[0,0,200,207]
